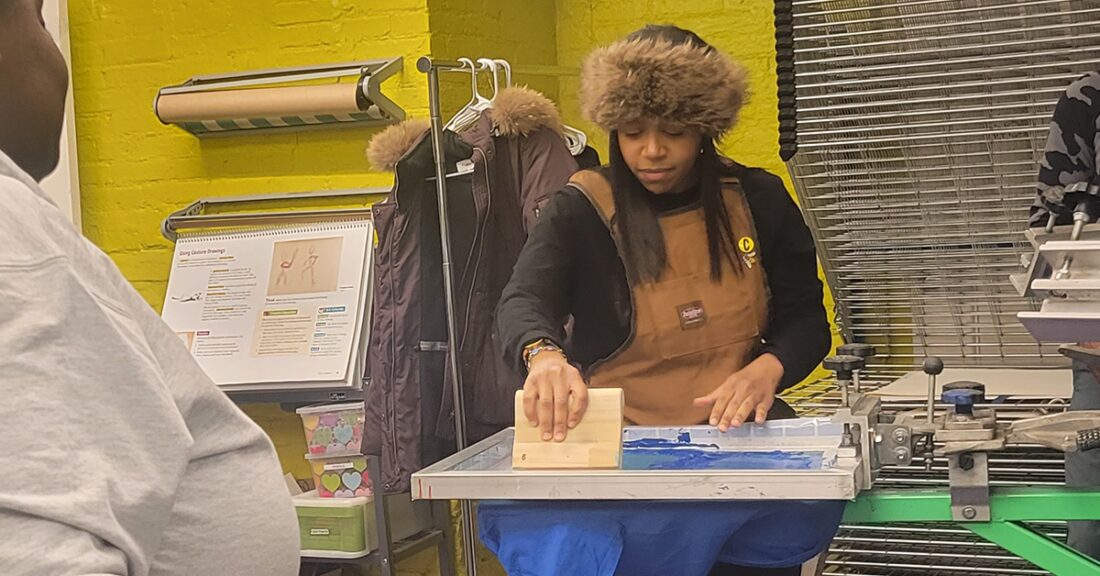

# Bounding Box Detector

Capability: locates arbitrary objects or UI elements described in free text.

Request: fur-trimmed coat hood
[580,36,748,137]
[366,86,564,172]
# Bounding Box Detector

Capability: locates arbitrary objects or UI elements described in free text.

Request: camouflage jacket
[1030,72,1100,228]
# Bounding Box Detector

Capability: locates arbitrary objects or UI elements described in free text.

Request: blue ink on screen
[621,448,823,471]
[622,431,823,471]
[624,438,721,451]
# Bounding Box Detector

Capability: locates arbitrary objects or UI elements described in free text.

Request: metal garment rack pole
[417,55,478,576]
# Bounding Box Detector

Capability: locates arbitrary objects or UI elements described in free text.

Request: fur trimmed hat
[580,35,748,137]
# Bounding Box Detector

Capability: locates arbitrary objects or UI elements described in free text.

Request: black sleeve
[1031,72,1100,227]
[742,169,832,391]
[496,188,581,372]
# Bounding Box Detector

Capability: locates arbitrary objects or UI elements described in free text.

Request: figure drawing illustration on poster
[268,236,343,296]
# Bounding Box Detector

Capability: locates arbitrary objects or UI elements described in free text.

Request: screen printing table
[413,390,1100,575]
[415,420,859,501]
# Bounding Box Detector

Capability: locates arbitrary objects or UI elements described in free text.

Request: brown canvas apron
[569,170,771,425]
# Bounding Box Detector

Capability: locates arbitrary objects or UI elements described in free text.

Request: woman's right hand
[522,351,589,442]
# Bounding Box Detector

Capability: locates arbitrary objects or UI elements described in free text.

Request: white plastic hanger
[449,59,499,134]
[563,124,587,156]
[448,57,586,155]
[444,58,490,132]
[477,58,501,98]
[494,59,512,87]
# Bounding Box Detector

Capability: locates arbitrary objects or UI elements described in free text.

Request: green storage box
[295,491,375,558]
[295,489,433,560]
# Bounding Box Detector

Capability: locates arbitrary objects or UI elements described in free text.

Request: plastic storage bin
[309,454,373,498]
[295,490,374,558]
[294,490,435,559]
[296,402,365,457]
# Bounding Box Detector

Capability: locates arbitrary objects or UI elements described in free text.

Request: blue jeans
[1069,362,1100,560]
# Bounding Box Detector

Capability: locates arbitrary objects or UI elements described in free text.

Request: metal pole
[368,455,395,576]
[419,55,478,576]
[1056,203,1090,279]
[926,376,936,425]
[421,59,468,451]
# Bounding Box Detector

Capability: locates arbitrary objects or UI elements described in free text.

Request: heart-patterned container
[297,402,366,458]
[308,454,374,499]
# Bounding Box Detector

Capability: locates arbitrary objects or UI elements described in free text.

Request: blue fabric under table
[478,499,847,576]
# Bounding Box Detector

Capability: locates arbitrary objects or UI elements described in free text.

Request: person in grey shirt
[0,1,300,574]
[1030,71,1100,560]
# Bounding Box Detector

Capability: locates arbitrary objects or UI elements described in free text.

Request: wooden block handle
[512,388,624,469]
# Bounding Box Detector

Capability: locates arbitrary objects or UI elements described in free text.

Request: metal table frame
[413,425,863,501]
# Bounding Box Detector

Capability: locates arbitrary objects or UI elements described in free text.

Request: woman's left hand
[693,354,785,431]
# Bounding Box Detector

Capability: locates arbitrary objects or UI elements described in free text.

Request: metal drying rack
[777,1,1100,574]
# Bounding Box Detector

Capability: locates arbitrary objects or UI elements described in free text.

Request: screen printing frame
[411,420,863,501]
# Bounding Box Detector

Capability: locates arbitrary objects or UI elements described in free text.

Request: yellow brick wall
[428,0,558,109]
[67,2,834,574]
[70,0,430,308]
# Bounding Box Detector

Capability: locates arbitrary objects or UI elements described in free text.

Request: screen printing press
[412,212,1100,575]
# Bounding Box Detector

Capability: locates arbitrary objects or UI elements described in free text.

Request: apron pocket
[640,274,760,361]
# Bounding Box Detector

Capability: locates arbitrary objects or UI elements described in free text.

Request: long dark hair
[610,25,741,284]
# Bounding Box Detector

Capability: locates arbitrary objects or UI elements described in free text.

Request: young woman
[488,25,843,576]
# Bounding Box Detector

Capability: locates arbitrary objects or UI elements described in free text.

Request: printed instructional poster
[161,221,372,388]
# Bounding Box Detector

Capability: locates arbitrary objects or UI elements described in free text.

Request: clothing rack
[415,55,594,576]
[416,55,483,576]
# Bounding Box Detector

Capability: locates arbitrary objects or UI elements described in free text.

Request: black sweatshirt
[495,161,830,392]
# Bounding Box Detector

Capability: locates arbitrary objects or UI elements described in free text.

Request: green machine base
[844,487,1100,575]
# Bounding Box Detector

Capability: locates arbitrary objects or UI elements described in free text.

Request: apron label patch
[677,301,707,330]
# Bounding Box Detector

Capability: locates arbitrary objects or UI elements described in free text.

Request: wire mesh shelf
[785,1,1098,573]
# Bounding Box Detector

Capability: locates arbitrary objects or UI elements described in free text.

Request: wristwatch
[523,338,564,371]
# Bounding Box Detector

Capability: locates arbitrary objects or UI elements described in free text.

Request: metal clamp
[949,452,990,522]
